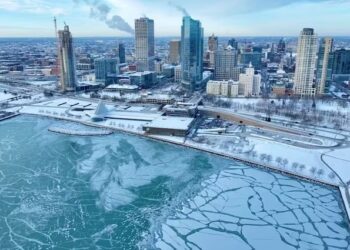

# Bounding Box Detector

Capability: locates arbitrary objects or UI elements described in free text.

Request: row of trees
[204,96,350,130]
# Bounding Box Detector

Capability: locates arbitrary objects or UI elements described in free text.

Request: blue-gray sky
[0,0,349,37]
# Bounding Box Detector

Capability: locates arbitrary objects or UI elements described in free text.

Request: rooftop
[144,116,194,131]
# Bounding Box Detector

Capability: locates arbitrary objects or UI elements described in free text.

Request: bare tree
[276,157,282,166]
[251,151,258,158]
[292,162,298,171]
[260,154,267,162]
[266,155,273,163]
[299,164,306,172]
[317,169,325,178]
[328,172,336,180]
[282,159,289,167]
[310,167,317,176]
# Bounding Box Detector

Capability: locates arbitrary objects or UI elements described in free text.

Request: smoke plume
[168,1,189,16]
[73,0,134,35]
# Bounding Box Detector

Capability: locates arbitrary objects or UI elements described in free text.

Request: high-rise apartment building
[331,49,350,75]
[293,28,318,97]
[208,34,218,52]
[214,45,237,81]
[316,37,333,95]
[58,24,76,91]
[169,40,181,65]
[135,17,155,72]
[181,16,204,91]
[118,43,126,64]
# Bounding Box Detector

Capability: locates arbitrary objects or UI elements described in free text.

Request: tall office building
[277,38,286,54]
[208,34,218,52]
[294,28,318,97]
[214,45,238,81]
[239,51,262,70]
[118,43,126,64]
[181,16,204,91]
[135,17,155,72]
[95,58,119,84]
[316,37,333,95]
[58,24,76,91]
[169,40,181,65]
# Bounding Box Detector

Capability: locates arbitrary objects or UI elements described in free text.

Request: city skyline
[0,0,350,37]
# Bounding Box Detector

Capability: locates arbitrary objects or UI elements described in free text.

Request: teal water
[0,116,349,250]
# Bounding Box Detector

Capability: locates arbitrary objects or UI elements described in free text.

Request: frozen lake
[0,116,349,249]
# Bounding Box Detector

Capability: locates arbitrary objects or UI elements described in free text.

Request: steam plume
[73,0,134,34]
[168,1,189,16]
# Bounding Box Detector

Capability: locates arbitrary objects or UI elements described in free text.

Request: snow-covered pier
[0,112,19,122]
[48,126,113,136]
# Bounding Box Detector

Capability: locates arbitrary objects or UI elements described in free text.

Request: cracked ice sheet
[152,167,350,250]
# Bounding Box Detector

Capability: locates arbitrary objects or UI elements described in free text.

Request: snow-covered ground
[0,92,14,102]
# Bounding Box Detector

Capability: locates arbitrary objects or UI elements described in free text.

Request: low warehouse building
[143,116,194,137]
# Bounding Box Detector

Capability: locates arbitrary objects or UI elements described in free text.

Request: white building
[206,80,239,97]
[155,61,163,74]
[206,80,221,96]
[135,17,155,72]
[294,28,318,97]
[237,63,262,97]
[230,80,239,97]
[239,63,255,97]
[253,74,262,96]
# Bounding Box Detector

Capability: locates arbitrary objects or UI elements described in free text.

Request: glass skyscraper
[181,16,204,91]
[118,43,126,64]
[316,37,333,95]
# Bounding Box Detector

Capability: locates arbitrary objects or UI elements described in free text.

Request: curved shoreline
[15,112,350,224]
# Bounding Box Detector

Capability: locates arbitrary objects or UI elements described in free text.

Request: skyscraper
[208,34,218,52]
[58,24,76,91]
[135,17,155,72]
[228,38,238,50]
[294,28,318,97]
[316,37,333,95]
[169,40,181,65]
[118,43,126,64]
[239,51,262,70]
[181,16,204,91]
[214,45,237,81]
[277,38,286,54]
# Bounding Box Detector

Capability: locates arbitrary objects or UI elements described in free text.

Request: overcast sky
[0,0,349,37]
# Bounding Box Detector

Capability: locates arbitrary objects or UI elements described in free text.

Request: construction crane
[53,17,61,87]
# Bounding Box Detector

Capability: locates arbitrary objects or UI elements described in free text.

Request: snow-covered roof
[144,116,194,131]
[105,84,138,90]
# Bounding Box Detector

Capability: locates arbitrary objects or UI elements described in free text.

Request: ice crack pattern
[0,116,349,250]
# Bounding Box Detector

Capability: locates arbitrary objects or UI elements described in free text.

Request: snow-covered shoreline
[11,110,350,223]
